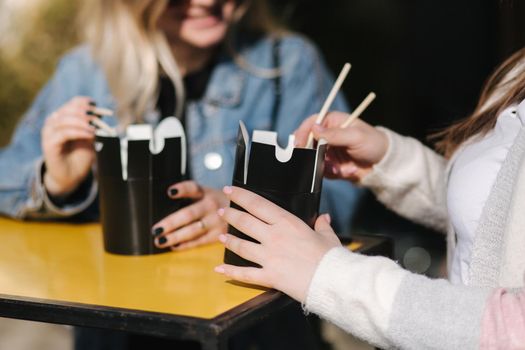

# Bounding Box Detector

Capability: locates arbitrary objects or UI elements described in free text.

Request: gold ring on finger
[198,219,206,230]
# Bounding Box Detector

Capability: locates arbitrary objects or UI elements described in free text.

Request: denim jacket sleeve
[273,36,364,236]
[0,48,98,219]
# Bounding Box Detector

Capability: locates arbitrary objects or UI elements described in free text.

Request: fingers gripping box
[94,117,189,255]
[223,121,327,267]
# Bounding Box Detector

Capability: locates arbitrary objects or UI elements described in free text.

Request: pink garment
[480,288,525,349]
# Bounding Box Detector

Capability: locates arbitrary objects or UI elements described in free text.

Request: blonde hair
[79,0,282,125]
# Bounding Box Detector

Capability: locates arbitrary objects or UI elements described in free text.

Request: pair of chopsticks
[88,107,117,136]
[305,63,376,148]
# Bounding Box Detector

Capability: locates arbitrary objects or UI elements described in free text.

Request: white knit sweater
[305,100,525,349]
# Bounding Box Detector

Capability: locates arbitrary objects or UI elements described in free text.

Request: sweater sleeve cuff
[361,126,409,189]
[305,246,408,348]
[34,159,98,217]
[359,127,448,232]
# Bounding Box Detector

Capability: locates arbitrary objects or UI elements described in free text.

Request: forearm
[305,247,407,348]
[361,128,448,232]
[1,158,98,220]
[305,247,491,349]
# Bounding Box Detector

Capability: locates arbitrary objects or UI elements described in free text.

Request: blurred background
[1,0,525,349]
[276,0,525,279]
[0,0,78,145]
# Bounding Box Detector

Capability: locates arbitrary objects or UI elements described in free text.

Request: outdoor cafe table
[0,218,391,350]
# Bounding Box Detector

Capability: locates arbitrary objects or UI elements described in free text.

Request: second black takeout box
[224,121,327,267]
[94,117,189,255]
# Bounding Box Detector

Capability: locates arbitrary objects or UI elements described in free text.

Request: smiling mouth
[185,13,221,20]
[167,2,224,21]
[185,7,223,21]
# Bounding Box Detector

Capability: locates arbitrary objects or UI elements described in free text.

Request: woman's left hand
[152,180,229,251]
[214,186,342,303]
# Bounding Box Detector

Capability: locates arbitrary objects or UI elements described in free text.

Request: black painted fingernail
[86,110,101,118]
[169,188,178,196]
[88,120,99,129]
[89,101,97,106]
[152,227,164,236]
[158,236,167,245]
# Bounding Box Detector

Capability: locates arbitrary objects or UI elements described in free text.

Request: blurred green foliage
[0,0,79,146]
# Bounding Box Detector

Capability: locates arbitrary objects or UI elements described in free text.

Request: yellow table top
[0,218,362,320]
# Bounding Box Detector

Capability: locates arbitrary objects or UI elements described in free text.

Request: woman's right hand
[42,97,98,197]
[294,112,388,182]
[215,186,342,303]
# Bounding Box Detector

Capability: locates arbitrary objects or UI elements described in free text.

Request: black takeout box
[94,117,189,255]
[224,121,327,267]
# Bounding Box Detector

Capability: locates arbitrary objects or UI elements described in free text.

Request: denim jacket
[0,33,362,235]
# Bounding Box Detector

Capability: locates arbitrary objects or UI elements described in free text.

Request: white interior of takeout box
[252,130,295,163]
[238,121,326,193]
[95,117,186,180]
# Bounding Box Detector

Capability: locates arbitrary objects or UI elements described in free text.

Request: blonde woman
[0,0,362,251]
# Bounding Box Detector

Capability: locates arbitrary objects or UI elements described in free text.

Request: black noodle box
[224,121,327,267]
[94,117,190,255]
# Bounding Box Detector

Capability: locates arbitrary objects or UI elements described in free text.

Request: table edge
[0,234,392,340]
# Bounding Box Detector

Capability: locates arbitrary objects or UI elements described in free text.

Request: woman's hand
[152,180,229,251]
[294,112,388,182]
[214,186,341,303]
[42,97,98,197]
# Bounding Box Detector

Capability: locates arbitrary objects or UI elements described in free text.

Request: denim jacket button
[204,152,223,170]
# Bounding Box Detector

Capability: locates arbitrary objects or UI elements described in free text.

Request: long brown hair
[433,48,525,158]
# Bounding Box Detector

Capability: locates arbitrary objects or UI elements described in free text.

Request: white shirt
[447,105,524,284]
